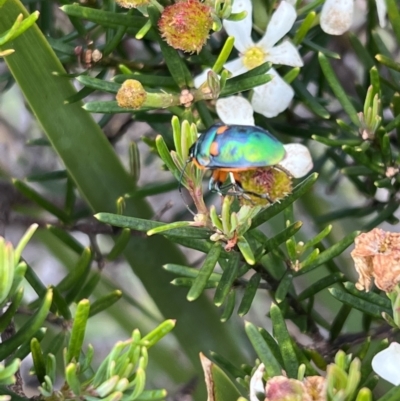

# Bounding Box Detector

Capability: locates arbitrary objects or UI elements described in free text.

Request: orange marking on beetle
[210,141,219,156]
[192,158,206,170]
[216,125,229,134]
[212,170,228,183]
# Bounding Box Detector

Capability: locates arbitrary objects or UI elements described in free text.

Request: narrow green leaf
[343,282,391,311]
[164,263,222,281]
[329,288,384,318]
[237,237,256,265]
[292,78,330,119]
[46,224,85,255]
[12,179,70,222]
[297,273,344,301]
[107,229,131,261]
[83,100,138,113]
[30,338,46,383]
[329,303,352,342]
[221,73,272,97]
[56,247,91,293]
[214,253,239,307]
[238,273,261,317]
[0,287,24,333]
[65,363,81,396]
[187,243,222,301]
[141,320,176,348]
[302,225,332,251]
[155,135,182,182]
[312,135,361,147]
[386,0,400,45]
[318,52,360,126]
[297,231,359,275]
[26,170,68,182]
[245,321,281,377]
[89,290,122,317]
[376,385,400,401]
[95,212,212,239]
[0,289,52,361]
[66,299,90,363]
[261,221,303,254]
[113,73,177,88]
[275,272,293,304]
[76,75,121,93]
[293,11,316,45]
[171,277,219,288]
[251,174,318,228]
[147,221,192,236]
[302,38,340,59]
[61,5,147,31]
[220,289,236,322]
[51,286,72,320]
[135,389,167,400]
[212,36,235,73]
[349,33,375,70]
[209,351,246,379]
[270,304,298,378]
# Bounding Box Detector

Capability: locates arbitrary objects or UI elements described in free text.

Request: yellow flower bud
[116,80,147,109]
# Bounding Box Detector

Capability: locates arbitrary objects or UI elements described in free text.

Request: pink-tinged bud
[116,80,147,109]
[115,0,149,8]
[158,0,213,53]
[239,167,293,206]
[265,376,309,401]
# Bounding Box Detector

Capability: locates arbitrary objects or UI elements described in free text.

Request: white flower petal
[320,0,354,35]
[194,68,211,88]
[372,342,400,385]
[223,0,254,52]
[224,58,248,77]
[249,364,265,401]
[257,1,297,50]
[266,41,303,67]
[216,96,255,125]
[375,0,387,28]
[251,69,294,118]
[280,144,313,178]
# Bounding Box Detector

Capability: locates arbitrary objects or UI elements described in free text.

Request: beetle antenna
[178,159,196,216]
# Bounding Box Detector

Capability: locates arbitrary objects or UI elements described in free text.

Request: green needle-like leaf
[187,243,222,301]
[245,321,281,378]
[66,299,90,363]
[270,304,298,378]
[318,52,360,126]
[0,289,52,361]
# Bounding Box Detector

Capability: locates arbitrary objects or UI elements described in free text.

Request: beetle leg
[210,170,229,195]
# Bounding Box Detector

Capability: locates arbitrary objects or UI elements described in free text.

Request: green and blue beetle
[185,123,287,195]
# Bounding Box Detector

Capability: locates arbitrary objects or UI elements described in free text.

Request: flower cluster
[249,364,325,401]
[195,0,303,118]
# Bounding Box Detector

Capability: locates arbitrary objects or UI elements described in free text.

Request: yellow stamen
[242,47,266,70]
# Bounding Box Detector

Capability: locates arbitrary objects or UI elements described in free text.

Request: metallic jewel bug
[179,124,288,211]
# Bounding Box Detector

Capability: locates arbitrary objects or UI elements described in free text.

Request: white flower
[372,342,400,385]
[195,0,303,118]
[249,363,266,401]
[216,96,313,178]
[320,0,387,35]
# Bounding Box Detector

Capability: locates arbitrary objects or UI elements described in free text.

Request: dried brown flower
[351,228,400,292]
[303,376,326,401]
